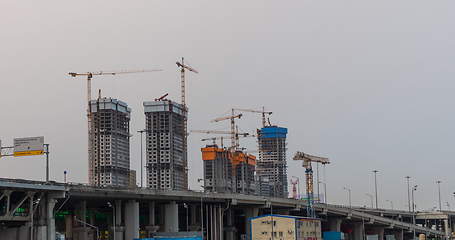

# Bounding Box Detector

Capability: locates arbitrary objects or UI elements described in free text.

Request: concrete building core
[202,145,233,193]
[256,126,288,198]
[88,97,131,187]
[144,100,188,190]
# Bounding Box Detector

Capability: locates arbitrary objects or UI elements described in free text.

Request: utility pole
[406,176,411,212]
[437,180,442,211]
[373,170,379,209]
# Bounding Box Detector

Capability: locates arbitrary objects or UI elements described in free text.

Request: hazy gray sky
[1,0,455,211]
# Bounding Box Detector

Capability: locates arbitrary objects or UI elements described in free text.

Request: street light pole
[365,193,374,208]
[292,176,300,199]
[138,130,146,188]
[198,178,205,240]
[373,170,379,209]
[386,200,394,210]
[343,187,351,209]
[319,181,327,204]
[436,180,442,211]
[412,185,418,240]
[406,176,411,212]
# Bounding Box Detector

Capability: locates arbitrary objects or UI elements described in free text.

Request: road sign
[14,136,44,157]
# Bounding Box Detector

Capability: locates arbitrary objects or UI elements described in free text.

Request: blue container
[323,231,344,240]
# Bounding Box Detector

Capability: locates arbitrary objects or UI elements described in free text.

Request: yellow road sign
[13,150,44,157]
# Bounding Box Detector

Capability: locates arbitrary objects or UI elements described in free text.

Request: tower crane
[176,58,198,183]
[293,151,330,217]
[69,69,163,110]
[211,111,243,149]
[192,129,249,150]
[233,107,273,127]
[176,57,198,108]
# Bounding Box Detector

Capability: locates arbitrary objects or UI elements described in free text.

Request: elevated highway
[0,178,447,240]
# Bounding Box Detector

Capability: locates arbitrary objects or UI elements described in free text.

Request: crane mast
[211,111,242,149]
[293,151,330,217]
[176,58,198,186]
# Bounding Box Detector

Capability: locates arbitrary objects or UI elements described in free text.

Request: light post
[412,185,418,240]
[386,200,394,210]
[318,181,327,204]
[292,176,301,199]
[373,170,379,209]
[436,180,442,211]
[406,176,411,212]
[138,130,146,188]
[197,178,205,240]
[107,202,116,240]
[365,193,374,208]
[343,187,352,209]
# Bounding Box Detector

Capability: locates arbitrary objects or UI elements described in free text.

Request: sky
[1,0,455,211]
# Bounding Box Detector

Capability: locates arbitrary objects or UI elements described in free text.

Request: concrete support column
[376,227,385,240]
[225,208,236,240]
[244,208,259,240]
[329,218,342,232]
[219,205,224,240]
[189,204,200,231]
[46,198,57,240]
[145,202,160,236]
[115,200,122,226]
[73,200,88,240]
[164,201,179,232]
[394,230,404,240]
[65,215,73,240]
[191,204,197,225]
[352,222,364,240]
[125,200,139,240]
[444,219,450,239]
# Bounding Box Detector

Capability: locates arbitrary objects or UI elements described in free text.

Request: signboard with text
[13,136,44,157]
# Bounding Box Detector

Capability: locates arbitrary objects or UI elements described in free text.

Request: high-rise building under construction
[88,97,131,187]
[256,126,288,198]
[144,99,188,190]
[201,146,256,194]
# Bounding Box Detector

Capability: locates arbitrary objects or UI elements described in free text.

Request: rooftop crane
[233,107,273,127]
[176,57,198,108]
[211,111,243,149]
[69,69,163,111]
[293,151,330,217]
[192,129,249,150]
[155,93,169,101]
[201,137,225,147]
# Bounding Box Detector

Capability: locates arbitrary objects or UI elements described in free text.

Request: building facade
[201,145,233,193]
[88,97,131,187]
[250,215,321,240]
[144,100,188,190]
[256,126,288,198]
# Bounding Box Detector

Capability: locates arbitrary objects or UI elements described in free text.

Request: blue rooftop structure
[258,126,288,139]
